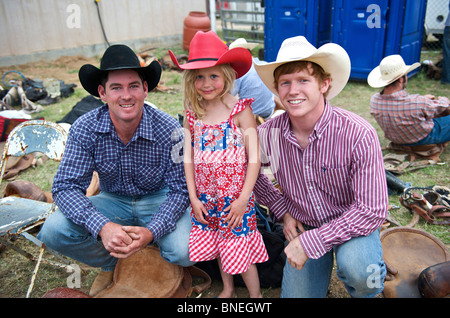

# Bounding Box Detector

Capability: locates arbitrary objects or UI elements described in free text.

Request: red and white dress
[186,98,268,275]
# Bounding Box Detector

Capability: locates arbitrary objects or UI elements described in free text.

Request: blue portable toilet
[396,0,427,70]
[264,0,333,62]
[331,0,427,80]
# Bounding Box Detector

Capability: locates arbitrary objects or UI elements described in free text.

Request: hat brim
[229,42,258,51]
[367,62,421,88]
[233,43,258,50]
[254,43,351,100]
[169,47,252,79]
[78,60,162,97]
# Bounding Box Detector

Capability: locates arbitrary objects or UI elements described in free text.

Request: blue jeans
[37,188,194,271]
[406,116,450,146]
[281,228,386,298]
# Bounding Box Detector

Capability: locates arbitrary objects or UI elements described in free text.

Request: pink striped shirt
[254,101,388,259]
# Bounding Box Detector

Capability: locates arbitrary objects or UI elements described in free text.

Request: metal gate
[218,0,265,44]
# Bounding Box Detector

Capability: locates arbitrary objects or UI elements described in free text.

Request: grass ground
[0,45,448,298]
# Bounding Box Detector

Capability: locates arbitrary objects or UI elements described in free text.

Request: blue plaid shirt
[52,103,189,241]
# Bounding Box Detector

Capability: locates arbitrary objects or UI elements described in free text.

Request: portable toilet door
[383,0,427,76]
[397,0,427,75]
[264,0,332,62]
[331,0,390,80]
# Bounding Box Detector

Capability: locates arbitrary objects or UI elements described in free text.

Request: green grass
[0,46,448,298]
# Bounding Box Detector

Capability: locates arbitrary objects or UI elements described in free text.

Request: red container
[183,11,211,51]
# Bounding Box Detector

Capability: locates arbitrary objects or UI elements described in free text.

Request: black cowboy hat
[78,44,161,97]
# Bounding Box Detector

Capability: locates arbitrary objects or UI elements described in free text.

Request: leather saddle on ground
[381,227,449,298]
[43,246,211,298]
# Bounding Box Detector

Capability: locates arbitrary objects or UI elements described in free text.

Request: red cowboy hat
[169,31,252,79]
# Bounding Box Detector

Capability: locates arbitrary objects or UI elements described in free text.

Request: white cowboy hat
[367,55,420,88]
[229,38,258,51]
[254,36,351,100]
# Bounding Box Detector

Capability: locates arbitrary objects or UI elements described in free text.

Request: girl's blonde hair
[182,64,236,118]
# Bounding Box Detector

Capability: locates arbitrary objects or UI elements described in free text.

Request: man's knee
[157,210,194,267]
[160,247,194,267]
[37,209,65,248]
[37,209,87,251]
[335,241,386,296]
[336,261,386,297]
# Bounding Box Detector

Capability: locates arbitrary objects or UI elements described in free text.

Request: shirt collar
[134,103,155,141]
[379,89,407,98]
[282,98,332,141]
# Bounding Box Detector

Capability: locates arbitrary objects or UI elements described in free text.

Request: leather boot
[89,270,114,296]
[418,261,450,298]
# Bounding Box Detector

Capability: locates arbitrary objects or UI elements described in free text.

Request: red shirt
[370,89,449,144]
[254,102,388,259]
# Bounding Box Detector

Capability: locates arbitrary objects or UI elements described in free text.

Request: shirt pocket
[315,163,351,203]
[133,165,165,190]
[95,161,119,185]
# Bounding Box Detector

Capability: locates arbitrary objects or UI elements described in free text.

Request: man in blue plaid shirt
[38,45,193,296]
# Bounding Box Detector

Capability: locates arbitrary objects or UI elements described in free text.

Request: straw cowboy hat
[229,38,258,51]
[367,55,420,88]
[79,44,162,97]
[169,31,252,79]
[254,36,351,100]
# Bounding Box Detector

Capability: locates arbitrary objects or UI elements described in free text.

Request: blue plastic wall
[264,0,332,62]
[263,0,427,80]
[331,0,427,80]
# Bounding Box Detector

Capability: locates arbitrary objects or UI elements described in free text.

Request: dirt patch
[0,55,99,88]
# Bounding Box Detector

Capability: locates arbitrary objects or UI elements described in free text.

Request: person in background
[369,54,449,146]
[229,38,285,120]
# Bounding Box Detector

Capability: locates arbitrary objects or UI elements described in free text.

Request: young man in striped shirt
[253,36,388,297]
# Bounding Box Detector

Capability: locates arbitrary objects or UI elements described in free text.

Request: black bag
[195,204,286,288]
[23,78,47,102]
[58,95,103,124]
[235,204,286,288]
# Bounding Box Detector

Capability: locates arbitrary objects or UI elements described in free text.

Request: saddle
[381,227,449,298]
[399,186,450,226]
[4,179,53,202]
[43,246,211,298]
[386,142,448,162]
[3,172,100,201]
[418,261,450,298]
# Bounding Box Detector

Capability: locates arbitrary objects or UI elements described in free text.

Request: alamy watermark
[66,263,81,288]
[367,4,381,29]
[66,4,81,29]
[366,264,383,289]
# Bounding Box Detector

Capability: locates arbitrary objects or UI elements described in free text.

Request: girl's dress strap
[185,110,196,129]
[230,98,254,118]
[185,110,197,143]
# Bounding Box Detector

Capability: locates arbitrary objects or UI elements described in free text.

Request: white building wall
[0,0,207,66]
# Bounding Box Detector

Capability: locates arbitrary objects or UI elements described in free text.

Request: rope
[2,70,25,88]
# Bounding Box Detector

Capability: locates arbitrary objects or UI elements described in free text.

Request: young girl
[169,31,268,298]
